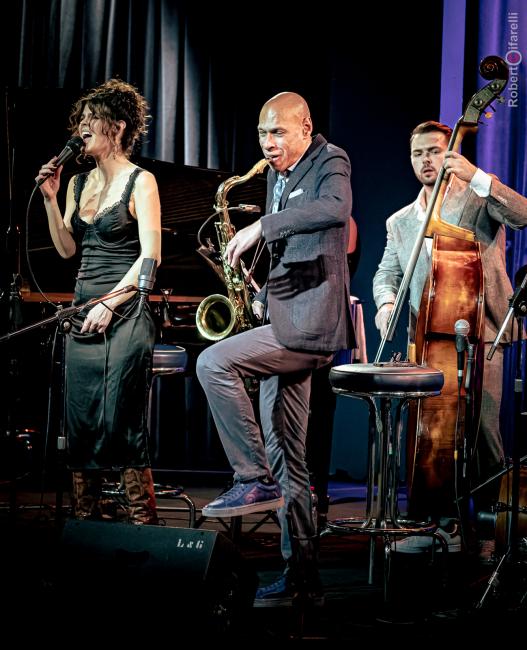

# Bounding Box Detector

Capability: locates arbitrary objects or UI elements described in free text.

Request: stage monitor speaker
[59,520,257,632]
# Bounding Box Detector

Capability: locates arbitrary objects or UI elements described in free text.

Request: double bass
[375,56,509,521]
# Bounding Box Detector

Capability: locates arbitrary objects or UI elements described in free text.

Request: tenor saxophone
[195,158,269,341]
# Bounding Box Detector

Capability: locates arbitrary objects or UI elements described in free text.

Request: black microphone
[37,136,84,187]
[138,258,158,300]
[465,343,475,393]
[454,319,470,386]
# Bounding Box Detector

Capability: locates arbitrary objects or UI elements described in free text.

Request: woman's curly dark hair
[68,79,150,157]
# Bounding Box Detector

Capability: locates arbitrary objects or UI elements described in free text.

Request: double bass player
[373,120,527,553]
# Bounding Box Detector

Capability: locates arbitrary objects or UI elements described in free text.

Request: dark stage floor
[0,478,525,641]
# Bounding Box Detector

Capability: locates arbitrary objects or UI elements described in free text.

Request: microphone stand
[461,342,474,490]
[0,285,138,522]
[487,268,527,363]
[476,273,526,608]
[1,87,26,522]
[0,285,138,345]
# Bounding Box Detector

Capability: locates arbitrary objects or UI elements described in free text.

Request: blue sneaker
[201,479,284,517]
[390,524,462,554]
[254,575,325,608]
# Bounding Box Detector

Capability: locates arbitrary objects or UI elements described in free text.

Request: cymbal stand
[0,285,138,524]
[476,270,527,608]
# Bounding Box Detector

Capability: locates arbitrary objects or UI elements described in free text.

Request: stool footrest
[324,517,437,537]
[100,482,196,528]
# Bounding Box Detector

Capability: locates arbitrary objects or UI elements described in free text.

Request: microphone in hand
[137,258,158,306]
[36,136,84,187]
[454,318,470,386]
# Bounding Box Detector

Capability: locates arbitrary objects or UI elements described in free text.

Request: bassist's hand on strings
[443,151,478,183]
[375,302,394,338]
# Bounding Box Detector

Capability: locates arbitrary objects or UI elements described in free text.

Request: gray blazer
[259,134,354,353]
[373,176,527,341]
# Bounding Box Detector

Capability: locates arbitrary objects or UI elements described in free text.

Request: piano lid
[24,157,269,296]
[137,157,269,295]
[138,157,268,228]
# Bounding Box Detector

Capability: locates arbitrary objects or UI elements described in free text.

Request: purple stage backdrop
[477,0,526,452]
[441,0,526,453]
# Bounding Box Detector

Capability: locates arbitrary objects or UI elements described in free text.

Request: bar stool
[323,361,447,599]
[101,344,197,527]
[150,344,197,526]
[149,343,188,455]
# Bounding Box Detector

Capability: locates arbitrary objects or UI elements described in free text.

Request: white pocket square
[288,188,304,198]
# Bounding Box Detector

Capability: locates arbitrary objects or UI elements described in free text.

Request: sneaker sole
[391,543,462,554]
[434,545,462,553]
[202,496,285,518]
[253,595,325,608]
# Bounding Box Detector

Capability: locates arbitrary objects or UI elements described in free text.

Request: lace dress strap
[121,167,144,205]
[73,172,89,206]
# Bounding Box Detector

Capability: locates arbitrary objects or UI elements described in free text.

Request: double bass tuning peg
[482,104,498,121]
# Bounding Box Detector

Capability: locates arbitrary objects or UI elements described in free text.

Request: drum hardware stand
[1,87,28,521]
[0,285,138,524]
[475,266,527,609]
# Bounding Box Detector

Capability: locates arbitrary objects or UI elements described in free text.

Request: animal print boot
[71,470,101,520]
[122,467,158,525]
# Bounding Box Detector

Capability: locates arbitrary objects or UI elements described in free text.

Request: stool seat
[330,362,444,396]
[153,344,188,374]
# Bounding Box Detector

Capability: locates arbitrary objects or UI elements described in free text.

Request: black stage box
[59,520,257,632]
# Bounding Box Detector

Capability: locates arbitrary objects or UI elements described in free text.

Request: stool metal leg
[324,392,443,595]
[375,397,392,529]
[388,398,408,526]
[364,396,377,528]
[156,493,197,528]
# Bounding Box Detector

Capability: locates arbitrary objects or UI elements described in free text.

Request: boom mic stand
[0,285,138,523]
[0,286,138,346]
[476,266,527,609]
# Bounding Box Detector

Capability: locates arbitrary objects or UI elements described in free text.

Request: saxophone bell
[195,293,237,341]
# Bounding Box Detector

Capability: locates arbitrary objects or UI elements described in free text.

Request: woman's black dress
[65,168,155,469]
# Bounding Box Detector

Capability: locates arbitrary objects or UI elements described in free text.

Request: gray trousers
[196,324,332,563]
[471,343,505,509]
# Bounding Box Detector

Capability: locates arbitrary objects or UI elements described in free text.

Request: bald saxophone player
[196,92,355,606]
